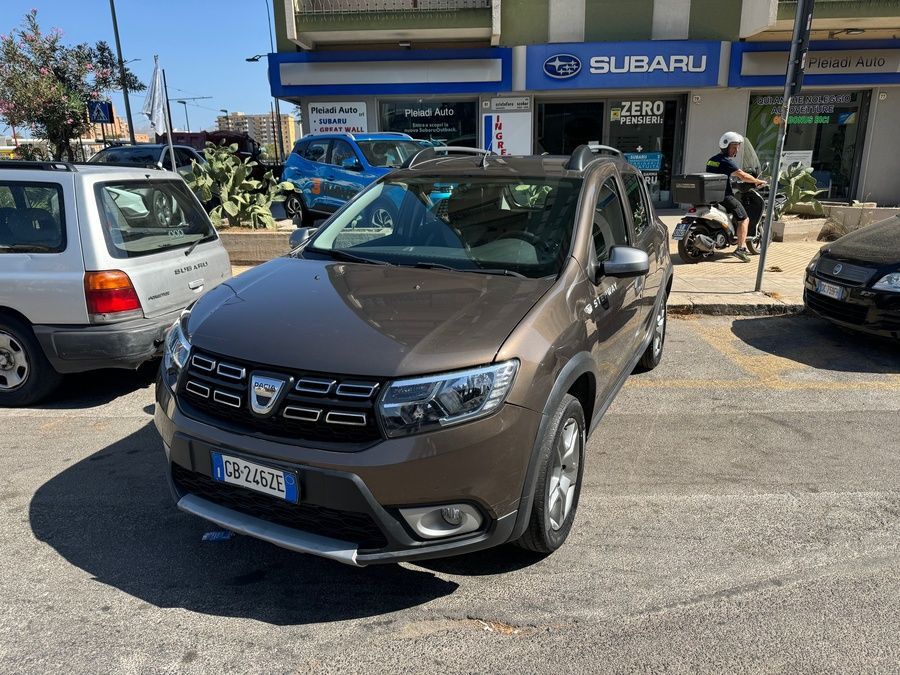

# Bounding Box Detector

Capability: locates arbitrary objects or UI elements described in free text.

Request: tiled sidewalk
[661,215,821,314]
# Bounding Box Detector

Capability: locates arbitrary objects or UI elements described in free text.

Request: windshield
[739,137,762,175]
[355,140,424,168]
[94,179,215,258]
[90,147,161,166]
[306,176,583,279]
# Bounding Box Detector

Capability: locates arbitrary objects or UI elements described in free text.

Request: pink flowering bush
[0,10,144,160]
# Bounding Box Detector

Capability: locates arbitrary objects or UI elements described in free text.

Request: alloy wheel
[547,418,581,531]
[652,302,667,358]
[153,192,174,227]
[0,331,29,391]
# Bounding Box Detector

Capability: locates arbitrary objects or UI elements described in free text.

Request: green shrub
[779,163,826,216]
[186,141,294,229]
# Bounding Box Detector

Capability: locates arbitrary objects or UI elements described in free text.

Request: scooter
[672,181,786,264]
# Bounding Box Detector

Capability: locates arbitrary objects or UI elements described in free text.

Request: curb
[667,296,806,317]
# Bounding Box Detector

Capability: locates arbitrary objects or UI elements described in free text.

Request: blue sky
[3,0,286,135]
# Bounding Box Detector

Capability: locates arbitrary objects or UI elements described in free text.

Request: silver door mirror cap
[600,246,650,279]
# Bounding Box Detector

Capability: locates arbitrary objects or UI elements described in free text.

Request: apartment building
[217,111,297,148]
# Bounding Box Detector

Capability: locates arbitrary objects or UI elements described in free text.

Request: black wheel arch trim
[508,353,597,543]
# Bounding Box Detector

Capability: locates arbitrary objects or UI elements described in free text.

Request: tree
[0,10,144,160]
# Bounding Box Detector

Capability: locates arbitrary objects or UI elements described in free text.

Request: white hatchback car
[0,160,231,406]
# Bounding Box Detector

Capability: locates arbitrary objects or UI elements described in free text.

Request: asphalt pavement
[1,314,898,673]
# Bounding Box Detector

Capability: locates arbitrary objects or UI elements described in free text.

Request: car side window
[330,140,356,167]
[175,148,197,168]
[0,181,66,253]
[293,140,308,157]
[592,177,629,263]
[623,172,650,237]
[303,140,329,163]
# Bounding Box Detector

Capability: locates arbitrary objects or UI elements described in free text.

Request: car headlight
[162,310,192,387]
[872,272,900,293]
[378,360,519,438]
[806,251,821,272]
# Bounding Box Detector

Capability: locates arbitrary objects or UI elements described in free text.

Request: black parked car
[804,216,900,339]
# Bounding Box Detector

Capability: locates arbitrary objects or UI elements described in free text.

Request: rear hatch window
[94,179,216,258]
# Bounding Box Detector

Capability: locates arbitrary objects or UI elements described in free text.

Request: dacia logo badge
[543,54,581,79]
[250,374,285,416]
[833,263,843,275]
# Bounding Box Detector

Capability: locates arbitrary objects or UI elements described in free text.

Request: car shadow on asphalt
[33,362,160,410]
[28,422,459,625]
[731,314,900,374]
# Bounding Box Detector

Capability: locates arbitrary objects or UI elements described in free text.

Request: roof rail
[374,132,414,139]
[565,144,623,172]
[401,146,494,169]
[0,160,77,172]
[302,131,356,141]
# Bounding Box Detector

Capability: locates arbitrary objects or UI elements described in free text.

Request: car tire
[285,194,313,226]
[0,315,61,407]
[515,394,585,554]
[636,297,668,372]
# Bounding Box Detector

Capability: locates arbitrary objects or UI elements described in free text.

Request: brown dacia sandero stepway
[155,144,673,566]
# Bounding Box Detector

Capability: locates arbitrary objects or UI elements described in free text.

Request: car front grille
[814,258,876,287]
[805,290,869,325]
[178,349,383,448]
[172,464,388,550]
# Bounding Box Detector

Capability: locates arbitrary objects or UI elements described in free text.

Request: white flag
[141,55,168,134]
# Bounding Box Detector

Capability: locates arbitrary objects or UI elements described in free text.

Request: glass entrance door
[607,98,682,207]
[535,101,604,155]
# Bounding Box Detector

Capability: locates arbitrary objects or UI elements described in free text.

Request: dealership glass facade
[380,100,478,147]
[535,96,685,206]
[745,91,871,201]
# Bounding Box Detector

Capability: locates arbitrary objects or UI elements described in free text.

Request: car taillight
[688,207,697,213]
[84,270,142,318]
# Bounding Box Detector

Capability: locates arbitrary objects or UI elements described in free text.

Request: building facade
[271,0,900,206]
[217,111,298,149]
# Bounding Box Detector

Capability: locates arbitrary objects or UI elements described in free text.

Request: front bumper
[33,310,181,373]
[155,378,542,566]
[804,272,900,339]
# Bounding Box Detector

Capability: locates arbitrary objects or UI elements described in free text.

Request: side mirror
[598,246,650,280]
[289,226,317,249]
[341,157,362,171]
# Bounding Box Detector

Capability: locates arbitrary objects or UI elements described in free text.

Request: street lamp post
[244,0,287,163]
[176,100,191,133]
[108,0,136,144]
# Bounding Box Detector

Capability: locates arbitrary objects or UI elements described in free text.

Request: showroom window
[379,100,477,147]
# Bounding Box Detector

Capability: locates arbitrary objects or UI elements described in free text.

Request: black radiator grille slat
[805,290,869,325]
[179,349,383,446]
[172,464,388,550]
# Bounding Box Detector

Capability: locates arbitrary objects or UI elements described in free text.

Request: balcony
[286,0,498,49]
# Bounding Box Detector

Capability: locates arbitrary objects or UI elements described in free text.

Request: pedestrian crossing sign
[88,101,114,124]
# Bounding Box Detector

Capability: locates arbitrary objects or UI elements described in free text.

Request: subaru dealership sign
[527,41,724,90]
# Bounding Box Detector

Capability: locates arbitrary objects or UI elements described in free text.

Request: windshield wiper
[410,262,459,272]
[0,244,57,253]
[313,248,392,266]
[184,235,212,258]
[468,268,527,278]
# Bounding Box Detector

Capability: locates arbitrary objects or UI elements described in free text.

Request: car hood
[823,216,900,267]
[188,257,553,377]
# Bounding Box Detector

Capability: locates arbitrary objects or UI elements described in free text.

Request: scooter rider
[706,132,767,262]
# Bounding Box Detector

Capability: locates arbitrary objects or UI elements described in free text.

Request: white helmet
[719,131,743,150]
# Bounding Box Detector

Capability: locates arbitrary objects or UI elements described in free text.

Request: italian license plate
[672,222,690,240]
[815,280,846,300]
[211,452,299,503]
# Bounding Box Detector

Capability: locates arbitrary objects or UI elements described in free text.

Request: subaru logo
[543,53,581,79]
[249,374,285,416]
[832,263,843,274]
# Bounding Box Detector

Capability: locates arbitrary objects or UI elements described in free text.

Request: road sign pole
[755,0,815,292]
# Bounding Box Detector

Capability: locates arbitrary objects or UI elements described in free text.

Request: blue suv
[282,133,428,225]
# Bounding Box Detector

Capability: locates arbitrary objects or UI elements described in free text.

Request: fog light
[399,503,483,540]
[441,506,463,526]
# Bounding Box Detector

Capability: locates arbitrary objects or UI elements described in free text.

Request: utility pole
[108,0,136,144]
[755,0,816,292]
[264,0,286,162]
